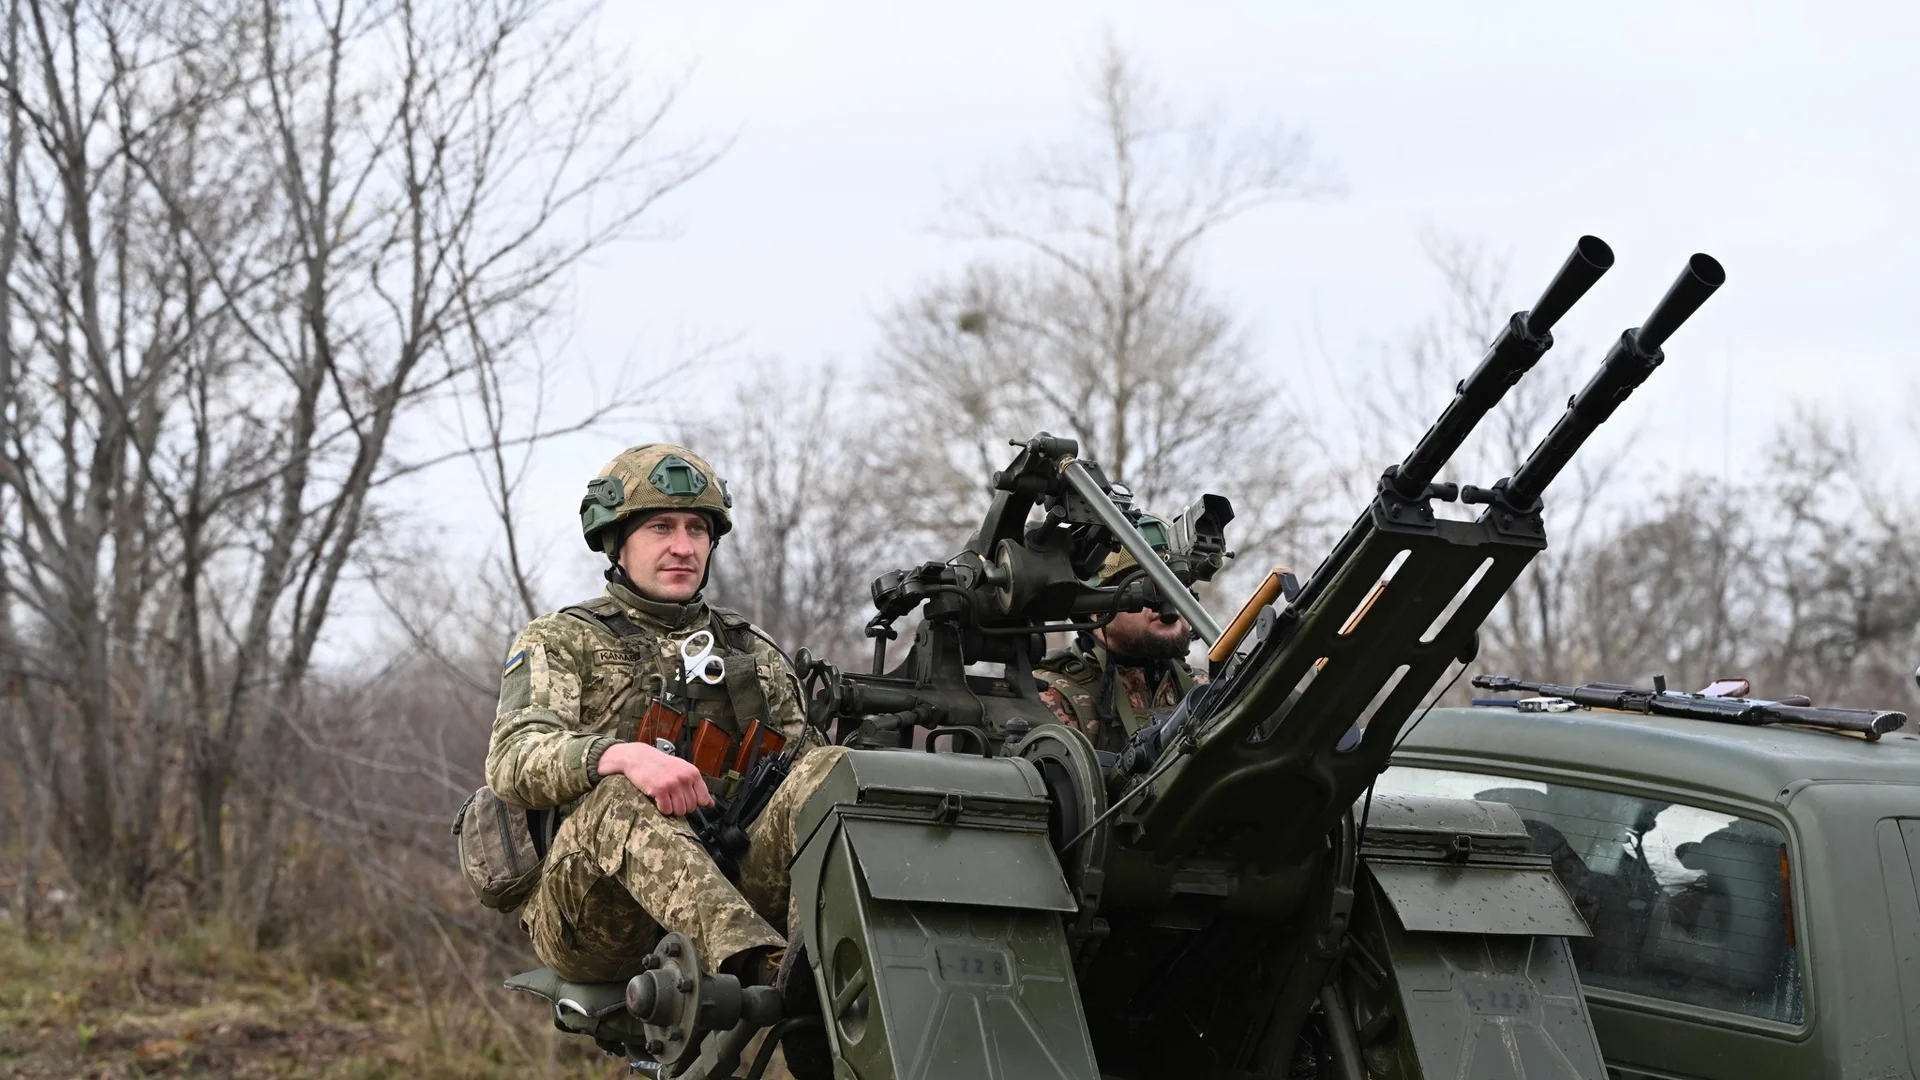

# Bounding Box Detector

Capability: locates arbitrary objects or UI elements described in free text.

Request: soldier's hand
[598,741,715,817]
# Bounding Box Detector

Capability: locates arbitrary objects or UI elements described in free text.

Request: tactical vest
[1036,643,1195,750]
[559,595,771,794]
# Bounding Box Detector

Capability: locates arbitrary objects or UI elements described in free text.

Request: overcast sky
[401,0,1920,621]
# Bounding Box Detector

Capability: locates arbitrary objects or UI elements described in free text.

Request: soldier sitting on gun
[1036,516,1204,753]
[486,444,842,990]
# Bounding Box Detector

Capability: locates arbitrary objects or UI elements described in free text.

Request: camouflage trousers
[522,745,845,983]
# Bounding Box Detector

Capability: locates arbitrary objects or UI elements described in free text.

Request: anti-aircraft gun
[776,236,1726,1080]
[512,238,1724,1080]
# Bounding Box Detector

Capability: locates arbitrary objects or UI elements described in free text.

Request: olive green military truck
[1380,685,1920,1080]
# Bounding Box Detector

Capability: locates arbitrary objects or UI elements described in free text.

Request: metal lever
[1058,459,1223,643]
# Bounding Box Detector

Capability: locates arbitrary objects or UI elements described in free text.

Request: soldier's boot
[718,943,783,988]
[775,903,834,1080]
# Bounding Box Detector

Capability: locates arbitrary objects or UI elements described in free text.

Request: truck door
[1875,819,1920,1080]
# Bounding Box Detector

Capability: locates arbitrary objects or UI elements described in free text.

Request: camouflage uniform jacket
[486,581,814,812]
[1035,639,1200,754]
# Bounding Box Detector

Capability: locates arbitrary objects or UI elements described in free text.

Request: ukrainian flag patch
[503,650,527,677]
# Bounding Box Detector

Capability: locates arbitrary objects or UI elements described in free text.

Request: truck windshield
[1376,766,1804,1024]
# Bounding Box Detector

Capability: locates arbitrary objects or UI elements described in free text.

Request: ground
[0,920,630,1079]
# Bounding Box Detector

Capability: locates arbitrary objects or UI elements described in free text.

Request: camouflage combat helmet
[1089,511,1172,584]
[579,443,733,555]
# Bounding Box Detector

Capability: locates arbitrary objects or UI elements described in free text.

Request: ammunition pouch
[561,597,780,798]
[451,786,546,913]
[690,748,792,882]
[1037,643,1196,747]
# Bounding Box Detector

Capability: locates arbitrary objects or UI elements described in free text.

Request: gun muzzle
[1525,234,1619,336]
[1503,254,1724,510]
[1635,253,1727,353]
[1388,235,1614,499]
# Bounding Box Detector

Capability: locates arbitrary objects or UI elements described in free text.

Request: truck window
[1376,766,1804,1024]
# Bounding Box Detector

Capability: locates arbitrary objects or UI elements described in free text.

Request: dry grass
[0,919,620,1079]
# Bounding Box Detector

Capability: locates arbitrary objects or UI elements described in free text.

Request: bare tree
[1570,482,1769,686]
[0,0,715,918]
[1536,411,1920,718]
[870,39,1337,590]
[199,0,711,923]
[0,0,34,925]
[694,361,892,666]
[1750,414,1920,705]
[0,0,237,903]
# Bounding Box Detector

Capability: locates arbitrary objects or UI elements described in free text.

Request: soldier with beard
[1035,518,1203,753]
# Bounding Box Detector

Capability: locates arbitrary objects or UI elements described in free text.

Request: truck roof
[1389,704,1920,807]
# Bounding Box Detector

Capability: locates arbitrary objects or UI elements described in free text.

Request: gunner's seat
[504,967,651,1044]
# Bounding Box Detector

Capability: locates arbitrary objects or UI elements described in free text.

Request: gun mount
[796,435,1235,753]
[519,238,1727,1080]
[777,237,1729,1080]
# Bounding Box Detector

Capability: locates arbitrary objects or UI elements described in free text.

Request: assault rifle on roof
[1472,673,1907,739]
